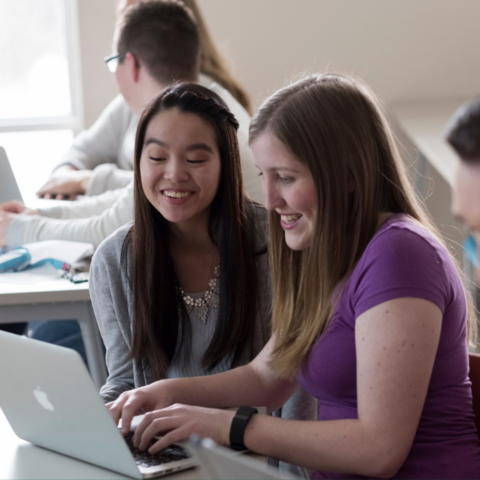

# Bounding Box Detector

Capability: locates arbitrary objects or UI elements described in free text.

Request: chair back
[468,353,480,440]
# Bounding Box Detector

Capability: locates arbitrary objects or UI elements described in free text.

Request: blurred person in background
[0,0,261,250]
[35,0,253,201]
[446,97,480,283]
[0,0,261,362]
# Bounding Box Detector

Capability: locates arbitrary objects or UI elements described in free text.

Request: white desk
[391,98,470,190]
[0,277,107,389]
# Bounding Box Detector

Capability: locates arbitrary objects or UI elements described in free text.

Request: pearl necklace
[178,264,220,324]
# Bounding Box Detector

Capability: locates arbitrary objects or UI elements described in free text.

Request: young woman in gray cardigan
[89,83,316,478]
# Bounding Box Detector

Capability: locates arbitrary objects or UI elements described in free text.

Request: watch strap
[229,406,258,450]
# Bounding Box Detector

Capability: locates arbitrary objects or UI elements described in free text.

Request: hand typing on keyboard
[121,430,190,468]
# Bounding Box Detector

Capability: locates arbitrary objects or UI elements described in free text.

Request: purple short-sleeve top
[298,214,480,479]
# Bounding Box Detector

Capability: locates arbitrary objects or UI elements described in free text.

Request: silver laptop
[188,436,299,480]
[0,331,196,479]
[0,146,24,204]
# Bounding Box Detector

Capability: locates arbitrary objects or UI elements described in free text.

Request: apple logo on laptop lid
[34,386,54,411]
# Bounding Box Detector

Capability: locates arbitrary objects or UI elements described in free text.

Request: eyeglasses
[104,52,127,73]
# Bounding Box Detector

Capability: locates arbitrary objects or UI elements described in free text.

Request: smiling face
[251,131,317,251]
[140,108,221,228]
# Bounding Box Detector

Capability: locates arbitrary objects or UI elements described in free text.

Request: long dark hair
[124,83,258,380]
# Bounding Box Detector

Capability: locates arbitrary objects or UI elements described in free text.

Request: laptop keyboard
[122,431,191,468]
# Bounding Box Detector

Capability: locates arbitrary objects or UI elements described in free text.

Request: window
[0,0,83,204]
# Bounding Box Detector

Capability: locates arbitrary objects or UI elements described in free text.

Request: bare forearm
[244,415,405,478]
[111,338,299,435]
[165,346,297,413]
[166,364,276,411]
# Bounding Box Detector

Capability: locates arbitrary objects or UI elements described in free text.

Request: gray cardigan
[89,203,317,478]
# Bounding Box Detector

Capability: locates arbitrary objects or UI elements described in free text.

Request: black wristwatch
[229,406,258,450]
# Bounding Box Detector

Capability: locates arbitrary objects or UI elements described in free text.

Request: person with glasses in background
[446,97,480,282]
[36,0,255,202]
[0,0,262,373]
[0,0,262,246]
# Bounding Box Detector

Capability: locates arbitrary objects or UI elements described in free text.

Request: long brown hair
[249,74,476,379]
[125,83,258,380]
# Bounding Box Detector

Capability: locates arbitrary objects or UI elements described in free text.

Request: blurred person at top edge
[446,96,480,283]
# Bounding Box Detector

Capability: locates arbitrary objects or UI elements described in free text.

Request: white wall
[77,0,118,129]
[78,0,480,118]
[77,0,480,256]
[197,0,480,109]
[79,0,480,121]
[194,0,480,258]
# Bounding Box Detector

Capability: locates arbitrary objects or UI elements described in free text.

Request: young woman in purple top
[104,74,480,479]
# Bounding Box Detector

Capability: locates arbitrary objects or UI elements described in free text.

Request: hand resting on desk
[0,202,40,247]
[0,200,39,215]
[0,211,15,247]
[36,166,92,200]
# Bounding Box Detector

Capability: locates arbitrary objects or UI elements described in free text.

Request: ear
[125,52,141,83]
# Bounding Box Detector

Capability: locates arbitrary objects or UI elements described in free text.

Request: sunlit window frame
[0,0,84,135]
